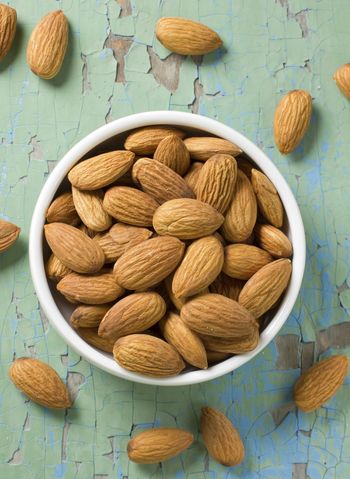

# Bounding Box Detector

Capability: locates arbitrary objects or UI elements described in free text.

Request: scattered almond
[0,219,20,253]
[333,64,350,99]
[251,169,284,228]
[0,4,16,61]
[153,135,190,175]
[254,223,292,258]
[124,126,185,155]
[184,137,241,161]
[223,244,273,280]
[46,192,79,225]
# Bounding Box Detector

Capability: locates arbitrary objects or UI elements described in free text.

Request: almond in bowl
[29,112,305,386]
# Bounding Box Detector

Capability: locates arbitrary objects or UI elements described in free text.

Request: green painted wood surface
[1,1,350,477]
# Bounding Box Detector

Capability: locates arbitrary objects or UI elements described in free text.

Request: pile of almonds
[44,125,293,378]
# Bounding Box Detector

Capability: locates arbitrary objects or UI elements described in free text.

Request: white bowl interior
[30,111,306,386]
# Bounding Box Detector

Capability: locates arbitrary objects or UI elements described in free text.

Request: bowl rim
[29,111,306,386]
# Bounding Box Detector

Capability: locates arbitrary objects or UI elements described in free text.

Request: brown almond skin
[132,158,194,204]
[44,223,105,274]
[334,64,350,99]
[254,223,292,258]
[0,4,16,61]
[57,272,125,304]
[124,126,185,155]
[274,89,312,154]
[114,236,185,290]
[165,273,209,311]
[196,154,237,214]
[128,428,194,464]
[251,169,284,228]
[223,244,273,280]
[70,304,112,328]
[200,329,259,354]
[156,17,222,56]
[181,293,258,338]
[153,198,224,240]
[0,219,20,253]
[184,137,241,161]
[201,407,244,467]
[221,169,257,243]
[98,292,166,341]
[183,162,203,194]
[68,151,135,190]
[209,273,245,301]
[206,350,231,364]
[153,135,190,175]
[294,355,348,412]
[103,186,159,227]
[46,253,72,282]
[77,327,115,353]
[238,258,292,318]
[9,357,71,409]
[172,235,224,298]
[46,192,80,225]
[160,312,208,369]
[113,334,185,377]
[72,187,112,232]
[26,10,68,79]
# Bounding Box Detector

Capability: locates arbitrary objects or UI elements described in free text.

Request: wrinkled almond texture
[113,334,185,377]
[153,198,224,240]
[46,192,80,225]
[184,137,241,161]
[0,4,16,61]
[26,10,68,79]
[128,428,194,464]
[223,244,273,280]
[9,357,71,408]
[124,126,185,155]
[221,169,257,242]
[153,135,190,175]
[46,254,72,282]
[196,154,237,214]
[70,304,112,328]
[114,236,185,290]
[72,187,112,232]
[77,327,115,353]
[254,223,292,258]
[251,169,284,228]
[183,162,203,194]
[0,219,20,253]
[334,63,350,99]
[209,273,245,301]
[206,350,231,363]
[156,17,222,55]
[294,355,348,412]
[201,407,244,467]
[200,329,259,354]
[274,89,312,154]
[44,222,105,273]
[103,186,159,226]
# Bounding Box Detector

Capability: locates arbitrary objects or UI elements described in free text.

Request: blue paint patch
[54,463,67,478]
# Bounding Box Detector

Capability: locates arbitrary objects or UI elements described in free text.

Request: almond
[181,293,258,338]
[153,135,190,175]
[254,223,292,258]
[93,231,122,263]
[46,253,72,282]
[206,350,231,363]
[77,327,115,353]
[156,17,222,56]
[251,169,284,228]
[132,158,194,204]
[172,235,224,298]
[72,187,112,232]
[153,198,224,240]
[221,169,257,242]
[334,64,350,99]
[160,312,208,369]
[79,223,97,238]
[103,186,159,226]
[124,126,185,155]
[164,274,209,310]
[0,219,20,253]
[127,428,193,464]
[114,236,185,290]
[0,4,16,61]
[238,258,292,318]
[223,244,273,280]
[70,304,112,328]
[184,137,241,161]
[201,407,244,467]
[274,89,312,154]
[44,223,105,274]
[68,150,134,190]
[209,273,245,301]
[98,292,166,341]
[9,357,71,409]
[294,355,348,412]
[26,10,68,79]
[183,162,203,194]
[200,329,259,354]
[113,334,185,377]
[57,271,124,304]
[196,154,237,214]
[46,192,79,225]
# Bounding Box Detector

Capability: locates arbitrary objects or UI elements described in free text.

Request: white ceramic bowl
[29,111,305,386]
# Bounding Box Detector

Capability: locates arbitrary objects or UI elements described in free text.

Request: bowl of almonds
[29,111,305,385]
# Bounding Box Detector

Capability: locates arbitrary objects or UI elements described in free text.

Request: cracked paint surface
[1,0,350,477]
